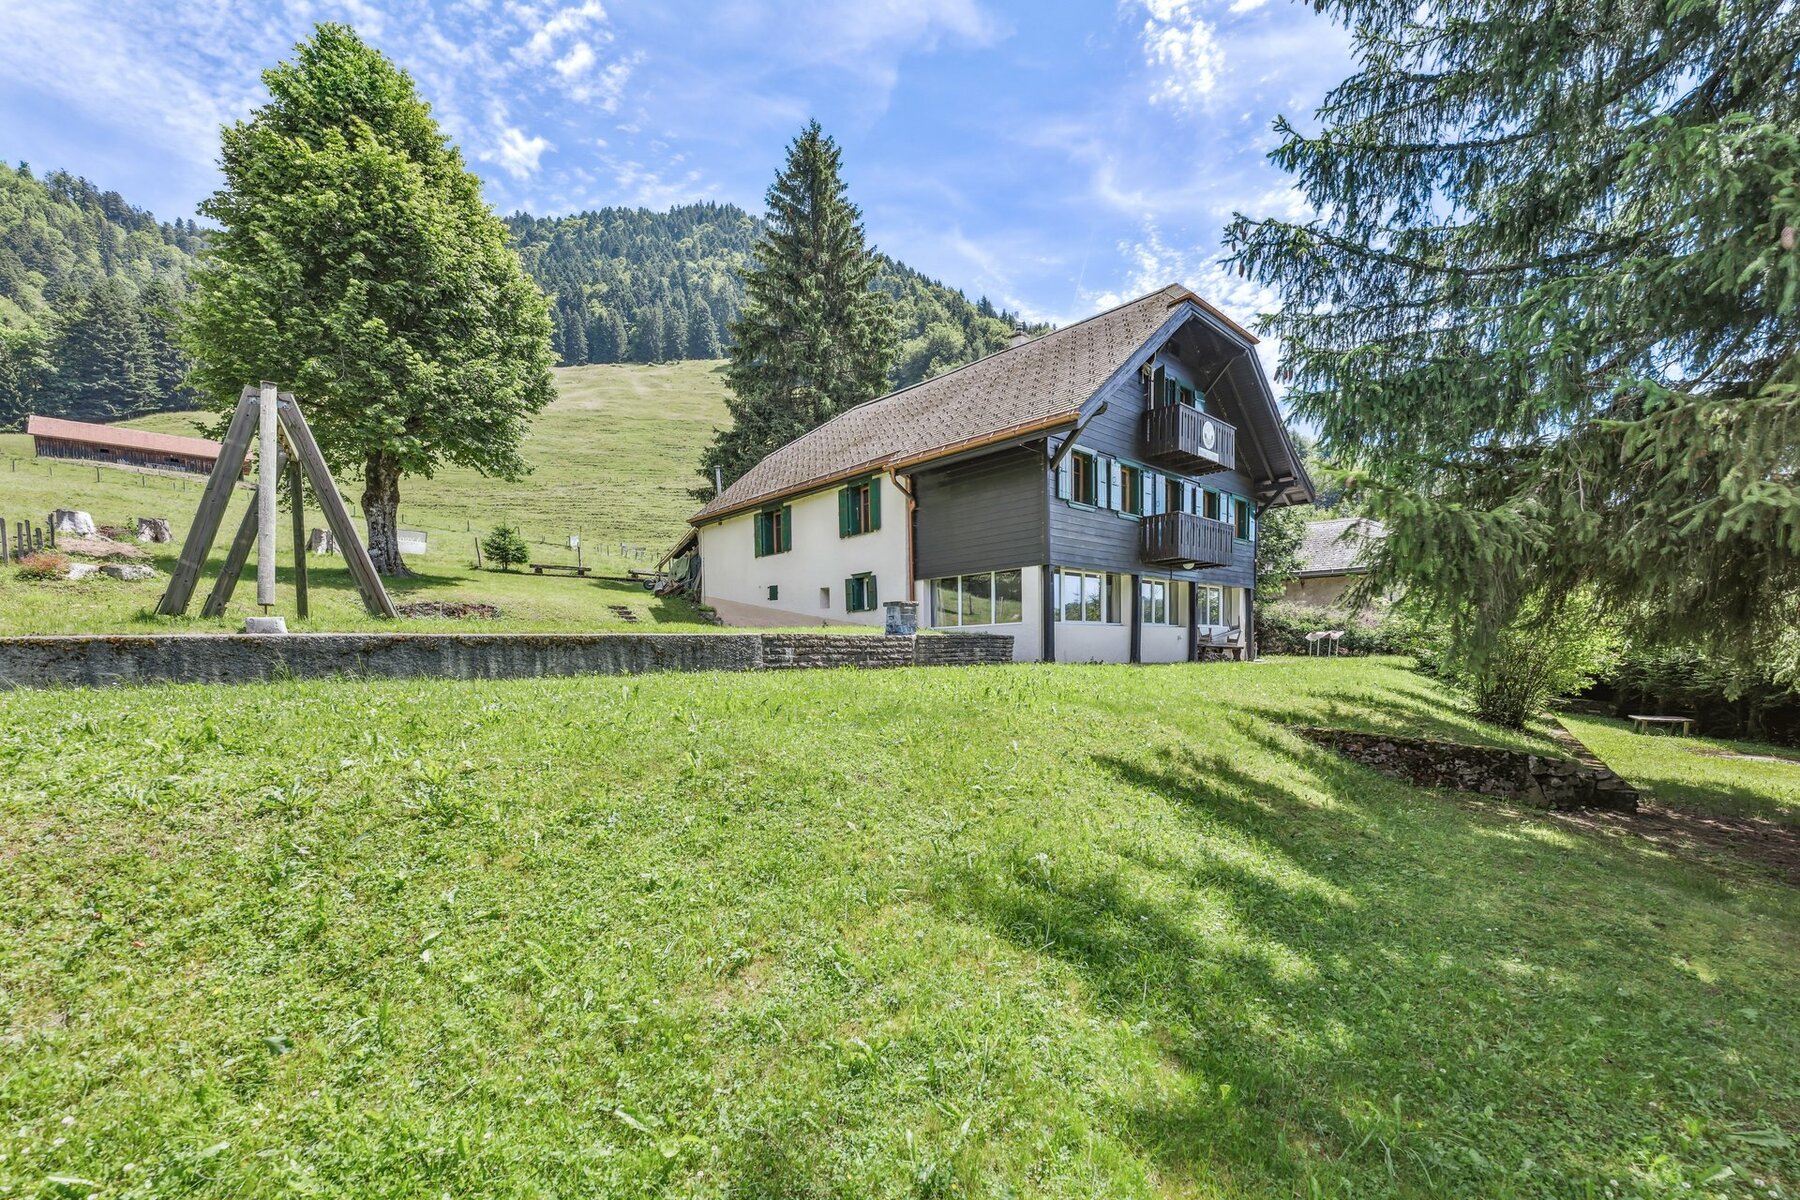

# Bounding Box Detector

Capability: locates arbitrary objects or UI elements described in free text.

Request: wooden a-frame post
[156,384,395,620]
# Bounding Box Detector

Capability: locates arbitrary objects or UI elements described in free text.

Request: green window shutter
[867,575,878,609]
[1055,448,1073,500]
[753,514,767,557]
[781,504,793,552]
[868,479,881,531]
[1151,363,1166,408]
[844,577,855,611]
[839,487,852,537]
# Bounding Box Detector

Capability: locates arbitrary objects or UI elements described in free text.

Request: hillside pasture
[0,362,728,634]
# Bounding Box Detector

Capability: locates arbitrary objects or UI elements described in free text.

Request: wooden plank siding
[912,445,1049,581]
[1045,349,1257,589]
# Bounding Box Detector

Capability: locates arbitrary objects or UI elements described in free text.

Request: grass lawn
[0,362,730,635]
[1560,715,1800,828]
[3,658,1796,1198]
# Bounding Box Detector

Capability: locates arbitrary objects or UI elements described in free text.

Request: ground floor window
[1139,578,1188,625]
[932,569,1024,626]
[1055,569,1121,624]
[845,573,878,613]
[1197,584,1226,626]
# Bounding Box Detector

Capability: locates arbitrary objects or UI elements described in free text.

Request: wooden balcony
[1140,511,1234,568]
[1141,404,1234,475]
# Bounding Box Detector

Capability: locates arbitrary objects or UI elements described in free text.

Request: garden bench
[1627,714,1694,736]
[529,563,591,576]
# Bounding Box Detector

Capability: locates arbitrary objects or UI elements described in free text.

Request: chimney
[1009,325,1030,349]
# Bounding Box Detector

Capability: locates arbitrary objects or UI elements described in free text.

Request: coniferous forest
[0,161,1047,427]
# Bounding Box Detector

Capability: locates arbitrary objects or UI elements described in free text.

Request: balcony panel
[1140,511,1234,568]
[1141,404,1235,475]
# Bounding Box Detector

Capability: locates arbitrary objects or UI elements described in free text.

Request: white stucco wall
[697,475,912,628]
[1139,620,1189,664]
[924,564,1044,662]
[1055,621,1131,663]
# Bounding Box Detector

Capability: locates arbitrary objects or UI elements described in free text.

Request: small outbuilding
[1286,516,1386,609]
[25,414,241,476]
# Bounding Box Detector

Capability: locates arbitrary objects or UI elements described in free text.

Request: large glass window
[1197,584,1225,626]
[1118,464,1142,515]
[1071,451,1097,505]
[1140,578,1169,625]
[1056,569,1118,624]
[932,570,1025,626]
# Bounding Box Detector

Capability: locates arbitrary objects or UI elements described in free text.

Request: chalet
[26,414,238,476]
[685,285,1314,663]
[1285,517,1386,609]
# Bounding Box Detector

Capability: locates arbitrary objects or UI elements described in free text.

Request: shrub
[15,550,71,580]
[1448,597,1617,729]
[1254,599,1439,659]
[1598,645,1800,745]
[481,525,529,572]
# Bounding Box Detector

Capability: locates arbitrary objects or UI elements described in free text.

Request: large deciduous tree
[699,121,894,494]
[186,23,556,575]
[1227,0,1800,668]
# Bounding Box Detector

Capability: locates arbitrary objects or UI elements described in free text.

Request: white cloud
[554,41,596,79]
[519,1,610,63]
[1140,0,1224,114]
[485,123,553,179]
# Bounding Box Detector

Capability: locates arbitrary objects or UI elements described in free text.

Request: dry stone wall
[0,631,1014,690]
[1299,726,1638,812]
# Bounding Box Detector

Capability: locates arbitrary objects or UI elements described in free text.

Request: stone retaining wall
[0,631,1014,690]
[1299,726,1638,812]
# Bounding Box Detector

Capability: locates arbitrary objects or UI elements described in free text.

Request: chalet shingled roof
[691,284,1254,524]
[1296,517,1386,578]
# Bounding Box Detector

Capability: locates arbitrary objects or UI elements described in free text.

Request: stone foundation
[0,631,1015,690]
[1299,726,1638,812]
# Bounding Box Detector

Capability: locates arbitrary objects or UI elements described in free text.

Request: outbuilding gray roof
[1296,517,1386,577]
[691,284,1302,524]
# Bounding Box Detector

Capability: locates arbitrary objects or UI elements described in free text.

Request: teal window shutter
[1108,459,1123,510]
[753,513,767,557]
[1055,448,1073,499]
[838,487,851,537]
[867,575,878,609]
[1151,363,1166,408]
[1140,470,1153,517]
[844,577,855,611]
[868,479,881,531]
[781,504,793,552]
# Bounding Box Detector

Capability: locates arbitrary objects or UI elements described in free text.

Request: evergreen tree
[687,300,721,359]
[138,277,192,406]
[186,24,556,576]
[661,299,687,362]
[632,304,664,363]
[1227,0,1800,665]
[700,121,895,492]
[49,278,155,420]
[560,303,589,365]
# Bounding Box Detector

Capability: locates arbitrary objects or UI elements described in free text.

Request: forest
[0,162,1045,425]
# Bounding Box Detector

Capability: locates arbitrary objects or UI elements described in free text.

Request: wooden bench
[529,563,591,577]
[1627,714,1694,736]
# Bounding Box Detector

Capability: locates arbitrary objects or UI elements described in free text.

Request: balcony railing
[1140,511,1234,568]
[1141,404,1234,475]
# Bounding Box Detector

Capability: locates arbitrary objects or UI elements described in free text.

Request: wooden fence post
[289,454,309,619]
[275,394,394,618]
[158,387,259,616]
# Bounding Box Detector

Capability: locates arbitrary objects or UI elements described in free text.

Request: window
[1118,464,1143,515]
[1203,488,1221,522]
[1140,578,1169,625]
[1055,569,1119,624]
[1233,495,1252,540]
[839,479,880,537]
[1197,584,1225,626]
[767,585,779,601]
[1070,451,1097,505]
[753,505,791,557]
[1164,475,1184,515]
[932,569,1024,626]
[845,573,878,613]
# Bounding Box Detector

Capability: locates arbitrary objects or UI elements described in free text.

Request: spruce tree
[1227,0,1800,664]
[561,304,589,365]
[632,305,664,363]
[186,23,556,576]
[50,278,155,420]
[699,121,894,492]
[138,277,192,406]
[687,301,722,359]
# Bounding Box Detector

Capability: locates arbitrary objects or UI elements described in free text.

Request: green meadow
[0,362,729,634]
[3,659,1796,1198]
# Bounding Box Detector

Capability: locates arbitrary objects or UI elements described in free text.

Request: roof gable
[1297,517,1386,577]
[26,414,225,460]
[690,284,1309,524]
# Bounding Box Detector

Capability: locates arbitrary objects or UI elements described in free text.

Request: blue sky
[0,0,1353,334]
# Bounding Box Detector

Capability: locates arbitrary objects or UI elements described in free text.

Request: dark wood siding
[912,445,1049,580]
[1047,353,1257,588]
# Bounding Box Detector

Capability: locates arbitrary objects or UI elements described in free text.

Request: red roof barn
[25,414,243,476]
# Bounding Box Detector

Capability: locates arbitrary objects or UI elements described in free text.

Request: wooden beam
[157,387,258,616]
[275,394,395,618]
[201,445,285,618]
[256,381,278,607]
[289,453,309,619]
